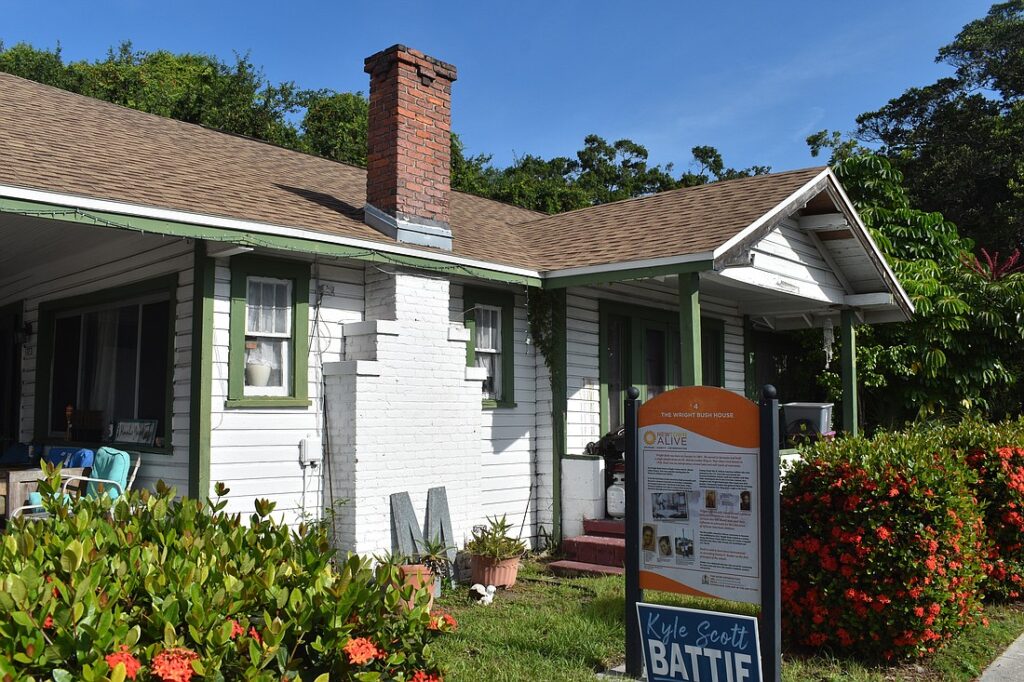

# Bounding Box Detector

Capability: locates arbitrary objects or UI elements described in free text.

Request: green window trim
[227,255,310,409]
[463,286,516,409]
[597,300,726,434]
[33,273,179,456]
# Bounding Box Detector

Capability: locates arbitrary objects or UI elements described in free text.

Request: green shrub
[0,474,453,681]
[781,432,988,659]
[927,418,1024,600]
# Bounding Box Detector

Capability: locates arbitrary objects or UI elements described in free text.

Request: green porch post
[840,309,858,435]
[679,272,702,386]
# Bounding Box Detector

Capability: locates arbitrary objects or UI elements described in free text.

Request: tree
[678,145,771,187]
[300,91,368,166]
[808,138,1024,424]
[855,1,1024,249]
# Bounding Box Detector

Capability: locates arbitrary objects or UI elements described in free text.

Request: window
[35,276,176,449]
[228,256,310,407]
[599,301,727,432]
[244,277,292,396]
[463,287,515,408]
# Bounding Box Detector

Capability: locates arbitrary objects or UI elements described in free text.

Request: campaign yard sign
[637,603,761,682]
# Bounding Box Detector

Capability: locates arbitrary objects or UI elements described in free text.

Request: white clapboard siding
[449,282,542,544]
[5,229,194,495]
[208,255,364,523]
[749,220,846,295]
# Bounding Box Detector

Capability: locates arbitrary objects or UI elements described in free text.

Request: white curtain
[86,309,119,424]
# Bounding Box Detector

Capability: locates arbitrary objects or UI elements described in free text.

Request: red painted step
[548,559,624,577]
[562,535,625,567]
[583,518,626,538]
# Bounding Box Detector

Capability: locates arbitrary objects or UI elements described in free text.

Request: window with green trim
[463,287,515,408]
[34,275,177,450]
[598,301,727,432]
[228,256,310,408]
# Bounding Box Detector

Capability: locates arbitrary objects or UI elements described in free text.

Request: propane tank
[606,471,626,518]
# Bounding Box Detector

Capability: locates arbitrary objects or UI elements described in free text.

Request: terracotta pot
[470,556,520,588]
[397,564,435,611]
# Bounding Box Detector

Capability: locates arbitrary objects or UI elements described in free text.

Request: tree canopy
[853,0,1024,249]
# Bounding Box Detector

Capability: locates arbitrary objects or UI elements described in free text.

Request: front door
[0,304,23,451]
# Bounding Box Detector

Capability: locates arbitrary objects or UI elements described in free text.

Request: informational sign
[638,386,760,604]
[637,603,762,682]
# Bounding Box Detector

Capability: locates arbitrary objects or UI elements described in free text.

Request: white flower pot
[246,363,272,387]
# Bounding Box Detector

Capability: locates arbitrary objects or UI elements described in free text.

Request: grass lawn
[432,560,1024,682]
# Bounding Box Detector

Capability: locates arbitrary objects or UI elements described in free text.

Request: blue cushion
[87,447,131,500]
[42,446,81,466]
[64,448,94,468]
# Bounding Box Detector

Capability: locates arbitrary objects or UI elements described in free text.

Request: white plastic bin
[782,402,834,435]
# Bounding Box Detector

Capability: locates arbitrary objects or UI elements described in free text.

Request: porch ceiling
[0,213,181,295]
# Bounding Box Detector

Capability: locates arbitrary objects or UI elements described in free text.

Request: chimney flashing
[363,203,453,251]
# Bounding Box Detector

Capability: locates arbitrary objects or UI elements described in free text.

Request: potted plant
[465,515,527,588]
[377,537,454,612]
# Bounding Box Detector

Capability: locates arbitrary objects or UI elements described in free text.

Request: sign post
[624,384,781,682]
[624,386,644,678]
[758,385,781,682]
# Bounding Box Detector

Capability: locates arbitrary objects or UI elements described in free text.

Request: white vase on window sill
[245,362,272,387]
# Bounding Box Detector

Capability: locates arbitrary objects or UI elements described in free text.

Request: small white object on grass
[469,583,497,605]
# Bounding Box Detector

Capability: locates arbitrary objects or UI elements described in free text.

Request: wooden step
[562,535,625,567]
[583,518,626,538]
[548,559,624,577]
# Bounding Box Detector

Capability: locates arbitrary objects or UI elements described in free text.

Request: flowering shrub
[781,431,988,659]
[932,418,1024,600]
[0,475,453,681]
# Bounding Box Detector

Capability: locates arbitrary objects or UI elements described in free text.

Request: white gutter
[541,251,714,279]
[0,183,543,280]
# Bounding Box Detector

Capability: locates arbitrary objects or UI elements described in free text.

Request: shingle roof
[0,72,828,274]
[518,167,826,270]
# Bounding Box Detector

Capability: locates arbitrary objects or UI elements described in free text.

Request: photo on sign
[704,489,717,509]
[740,490,751,512]
[674,530,694,558]
[642,524,656,552]
[658,535,672,558]
[651,492,688,520]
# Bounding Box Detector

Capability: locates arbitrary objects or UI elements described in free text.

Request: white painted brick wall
[324,269,485,556]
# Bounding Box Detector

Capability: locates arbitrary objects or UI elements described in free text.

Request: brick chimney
[363,45,457,250]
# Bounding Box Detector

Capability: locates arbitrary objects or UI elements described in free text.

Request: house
[0,45,911,552]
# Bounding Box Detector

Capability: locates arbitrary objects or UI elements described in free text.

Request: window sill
[482,400,517,410]
[224,397,312,409]
[37,439,173,457]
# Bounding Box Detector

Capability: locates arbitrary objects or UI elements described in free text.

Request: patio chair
[10,448,140,518]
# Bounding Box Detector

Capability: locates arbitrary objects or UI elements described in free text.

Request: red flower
[105,645,142,680]
[248,626,262,644]
[410,672,442,682]
[151,647,199,682]
[42,615,54,629]
[344,637,383,665]
[875,526,892,541]
[229,619,244,639]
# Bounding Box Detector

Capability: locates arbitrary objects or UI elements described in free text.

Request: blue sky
[2,0,994,174]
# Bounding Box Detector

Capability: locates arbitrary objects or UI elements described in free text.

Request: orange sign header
[638,386,759,449]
